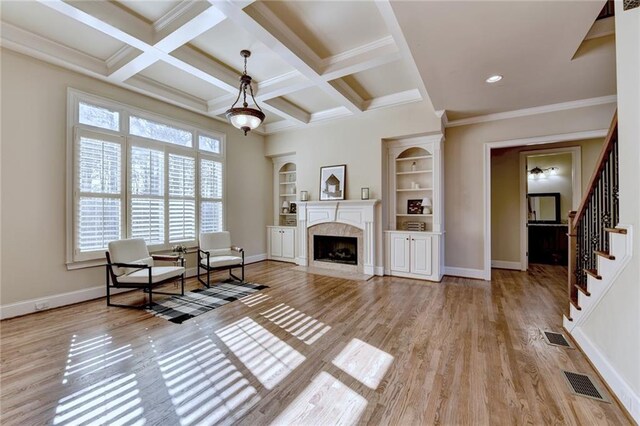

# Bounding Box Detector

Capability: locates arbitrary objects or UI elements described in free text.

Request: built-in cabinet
[268,155,298,263]
[384,134,444,281]
[268,226,296,262]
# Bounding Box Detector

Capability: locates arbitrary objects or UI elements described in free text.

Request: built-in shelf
[280,194,296,197]
[396,214,433,217]
[396,170,432,175]
[395,155,433,162]
[279,182,296,185]
[279,171,296,175]
[279,213,296,216]
[397,188,433,192]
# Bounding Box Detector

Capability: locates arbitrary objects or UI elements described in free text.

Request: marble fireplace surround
[309,223,363,273]
[296,200,379,275]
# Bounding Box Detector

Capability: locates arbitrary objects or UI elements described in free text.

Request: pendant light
[225,50,265,135]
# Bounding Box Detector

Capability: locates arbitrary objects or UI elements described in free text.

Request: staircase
[563,112,633,331]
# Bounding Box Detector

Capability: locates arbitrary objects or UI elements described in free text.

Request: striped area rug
[147,281,269,324]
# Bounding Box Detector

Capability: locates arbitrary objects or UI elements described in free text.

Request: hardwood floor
[0,261,631,425]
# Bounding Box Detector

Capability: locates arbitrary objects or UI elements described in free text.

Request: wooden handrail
[572,111,618,231]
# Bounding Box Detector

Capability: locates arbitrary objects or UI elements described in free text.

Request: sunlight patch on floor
[332,338,394,389]
[62,334,132,383]
[240,293,272,307]
[270,371,367,426]
[215,317,305,389]
[155,336,260,426]
[53,373,145,425]
[260,303,331,345]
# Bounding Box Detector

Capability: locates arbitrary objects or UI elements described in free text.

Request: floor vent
[562,371,609,402]
[542,330,571,348]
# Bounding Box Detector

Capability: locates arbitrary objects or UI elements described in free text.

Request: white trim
[1,254,268,320]
[374,266,384,276]
[490,260,522,270]
[570,326,640,423]
[483,129,609,281]
[519,146,582,271]
[447,95,617,128]
[444,266,487,280]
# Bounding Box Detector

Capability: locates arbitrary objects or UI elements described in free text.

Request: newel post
[567,210,577,317]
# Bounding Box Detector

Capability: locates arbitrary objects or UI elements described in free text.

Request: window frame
[66,89,226,268]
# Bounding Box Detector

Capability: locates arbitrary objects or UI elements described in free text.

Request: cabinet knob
[406,237,409,241]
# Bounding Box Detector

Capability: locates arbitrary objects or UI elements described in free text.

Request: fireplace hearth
[313,235,357,265]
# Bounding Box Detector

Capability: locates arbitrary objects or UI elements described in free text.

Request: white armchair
[106,238,185,308]
[198,231,245,287]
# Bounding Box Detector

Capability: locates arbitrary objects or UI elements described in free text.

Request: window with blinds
[68,90,226,263]
[200,158,223,233]
[74,131,123,258]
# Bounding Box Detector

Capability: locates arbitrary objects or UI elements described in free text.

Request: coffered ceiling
[0,0,426,134]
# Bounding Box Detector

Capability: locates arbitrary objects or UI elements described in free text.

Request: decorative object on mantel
[421,197,432,214]
[407,199,422,214]
[289,202,297,214]
[300,190,309,201]
[319,164,346,201]
[282,201,290,214]
[225,50,265,135]
[361,187,370,200]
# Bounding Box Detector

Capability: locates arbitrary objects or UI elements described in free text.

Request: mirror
[528,193,561,223]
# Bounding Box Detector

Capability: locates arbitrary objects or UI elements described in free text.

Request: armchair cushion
[200,255,243,269]
[108,239,153,276]
[200,232,231,252]
[118,266,185,284]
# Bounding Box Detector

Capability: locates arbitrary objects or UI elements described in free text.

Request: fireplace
[314,235,357,265]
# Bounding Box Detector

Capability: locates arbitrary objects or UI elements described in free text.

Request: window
[68,90,225,264]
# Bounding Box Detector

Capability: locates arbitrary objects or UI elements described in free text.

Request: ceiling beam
[209,0,363,114]
[263,98,310,124]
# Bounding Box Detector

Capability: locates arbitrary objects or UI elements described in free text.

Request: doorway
[523,150,580,268]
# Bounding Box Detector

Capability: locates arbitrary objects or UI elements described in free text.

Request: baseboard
[374,266,384,276]
[0,284,130,320]
[570,326,640,423]
[0,253,267,320]
[444,266,487,280]
[491,260,522,270]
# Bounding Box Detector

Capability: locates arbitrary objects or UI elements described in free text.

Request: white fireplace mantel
[296,200,379,275]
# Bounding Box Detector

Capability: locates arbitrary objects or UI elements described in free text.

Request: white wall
[265,101,442,268]
[0,49,271,308]
[579,2,640,419]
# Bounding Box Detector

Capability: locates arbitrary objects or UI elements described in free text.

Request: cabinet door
[389,233,410,272]
[410,234,432,276]
[270,228,282,258]
[281,228,295,259]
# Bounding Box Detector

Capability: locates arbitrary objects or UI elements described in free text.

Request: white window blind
[168,153,196,242]
[200,158,223,233]
[130,146,164,245]
[75,133,122,256]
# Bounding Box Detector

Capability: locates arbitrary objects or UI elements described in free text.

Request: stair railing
[567,112,619,312]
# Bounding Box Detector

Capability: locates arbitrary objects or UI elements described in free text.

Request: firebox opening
[313,235,357,265]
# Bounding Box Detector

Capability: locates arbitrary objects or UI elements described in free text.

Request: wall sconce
[528,166,558,180]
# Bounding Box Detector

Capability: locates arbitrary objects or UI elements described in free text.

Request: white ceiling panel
[1,1,126,61]
[115,0,181,24]
[250,1,389,59]
[342,60,416,100]
[138,60,228,101]
[189,19,294,82]
[283,86,339,114]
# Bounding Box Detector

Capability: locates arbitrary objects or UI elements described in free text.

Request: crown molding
[446,95,617,128]
[362,88,422,111]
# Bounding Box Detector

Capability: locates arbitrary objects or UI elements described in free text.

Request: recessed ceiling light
[486,75,503,83]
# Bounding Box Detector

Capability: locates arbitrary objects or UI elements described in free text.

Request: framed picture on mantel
[319,164,346,201]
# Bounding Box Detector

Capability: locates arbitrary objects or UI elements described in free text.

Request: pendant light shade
[225,50,265,135]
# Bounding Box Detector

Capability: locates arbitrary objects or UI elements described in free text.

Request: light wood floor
[0,261,631,425]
